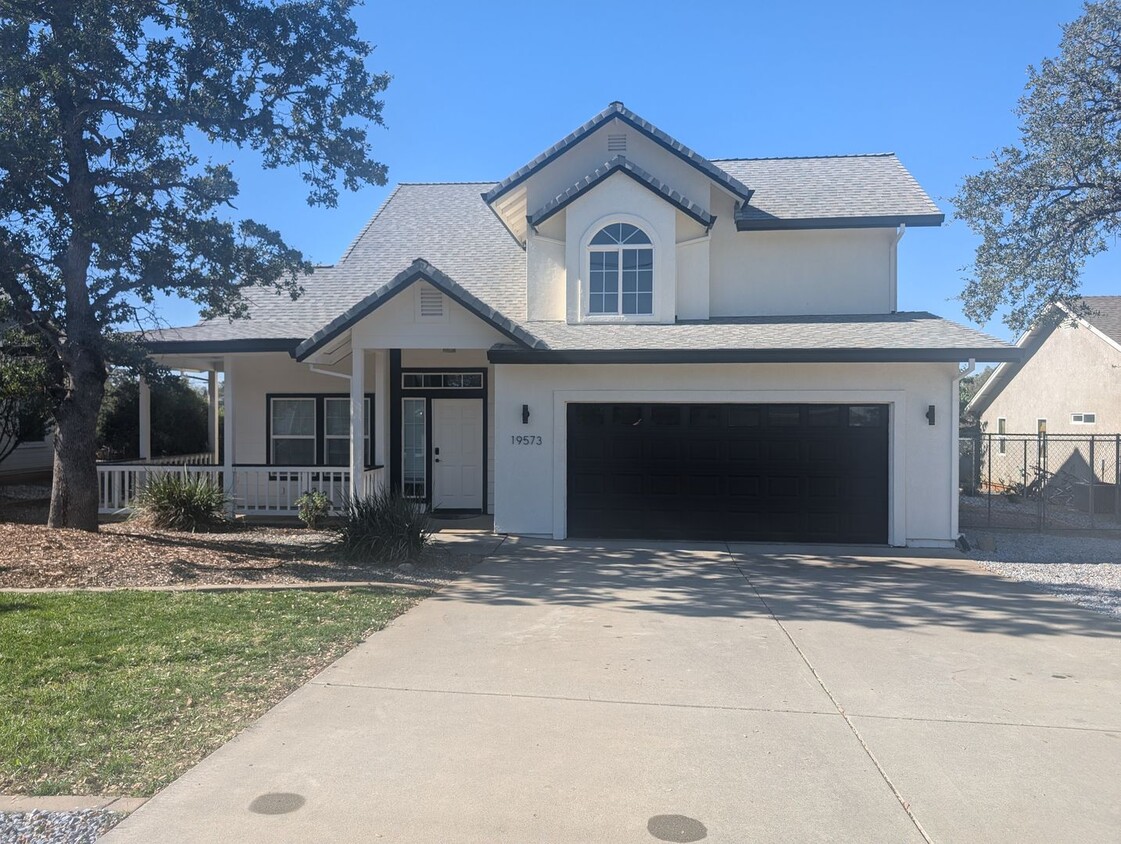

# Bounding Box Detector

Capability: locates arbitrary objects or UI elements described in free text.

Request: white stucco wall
[493,362,958,547]
[526,226,566,321]
[980,321,1121,435]
[350,282,511,350]
[707,201,896,317]
[227,353,376,466]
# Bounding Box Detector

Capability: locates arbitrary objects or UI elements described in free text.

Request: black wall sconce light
[926,405,936,426]
[522,404,531,424]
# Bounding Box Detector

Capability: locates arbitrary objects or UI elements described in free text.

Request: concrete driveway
[105,539,1121,843]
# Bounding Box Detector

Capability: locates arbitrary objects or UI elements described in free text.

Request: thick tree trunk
[47,355,104,531]
[45,59,106,532]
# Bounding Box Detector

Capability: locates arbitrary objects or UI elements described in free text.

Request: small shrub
[133,472,228,531]
[296,490,331,530]
[335,488,431,562]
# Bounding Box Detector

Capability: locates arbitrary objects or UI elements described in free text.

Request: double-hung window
[270,396,372,466]
[588,223,653,316]
[270,398,316,465]
[324,398,371,466]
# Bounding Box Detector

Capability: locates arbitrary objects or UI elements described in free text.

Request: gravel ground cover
[966,529,1121,618]
[0,809,122,843]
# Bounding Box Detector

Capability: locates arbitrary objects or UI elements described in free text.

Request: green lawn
[0,588,423,796]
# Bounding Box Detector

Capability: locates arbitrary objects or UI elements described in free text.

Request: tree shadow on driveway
[441,540,1121,641]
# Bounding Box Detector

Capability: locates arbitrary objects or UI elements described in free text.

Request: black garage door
[567,403,888,543]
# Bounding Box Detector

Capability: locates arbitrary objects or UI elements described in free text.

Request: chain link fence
[960,432,1121,531]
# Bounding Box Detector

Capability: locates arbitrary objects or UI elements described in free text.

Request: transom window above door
[588,223,653,316]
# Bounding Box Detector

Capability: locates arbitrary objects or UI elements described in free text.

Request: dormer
[484,102,751,324]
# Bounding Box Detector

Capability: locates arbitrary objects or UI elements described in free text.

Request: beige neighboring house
[967,296,1121,435]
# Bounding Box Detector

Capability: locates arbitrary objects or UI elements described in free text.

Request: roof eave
[735,213,945,232]
[488,347,1023,365]
[144,337,304,355]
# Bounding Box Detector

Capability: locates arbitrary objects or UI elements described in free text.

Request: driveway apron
[104,539,1120,843]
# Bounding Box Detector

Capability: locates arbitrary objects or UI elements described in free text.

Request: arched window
[588,223,653,315]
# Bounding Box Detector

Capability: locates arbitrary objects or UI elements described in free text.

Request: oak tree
[954,1,1121,333]
[0,1,389,529]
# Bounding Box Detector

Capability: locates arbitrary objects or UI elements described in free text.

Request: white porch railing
[97,463,387,515]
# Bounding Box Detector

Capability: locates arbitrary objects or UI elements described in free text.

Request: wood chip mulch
[0,492,487,590]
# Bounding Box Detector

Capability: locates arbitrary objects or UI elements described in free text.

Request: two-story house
[125,103,1018,547]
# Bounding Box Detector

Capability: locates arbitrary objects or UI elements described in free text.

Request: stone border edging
[0,795,147,813]
[0,579,435,595]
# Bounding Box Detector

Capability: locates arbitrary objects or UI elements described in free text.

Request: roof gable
[484,102,753,207]
[965,296,1121,417]
[293,259,542,361]
[527,156,715,230]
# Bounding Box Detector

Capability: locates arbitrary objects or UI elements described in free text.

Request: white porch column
[207,369,219,464]
[222,357,236,513]
[349,347,365,498]
[373,350,387,491]
[138,377,151,460]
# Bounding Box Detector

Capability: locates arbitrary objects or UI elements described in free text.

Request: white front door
[432,399,484,510]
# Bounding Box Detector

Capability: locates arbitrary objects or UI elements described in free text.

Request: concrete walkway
[104,539,1121,843]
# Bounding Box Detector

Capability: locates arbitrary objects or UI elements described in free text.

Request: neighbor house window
[270,398,316,465]
[997,417,1006,454]
[588,223,653,316]
[1071,412,1096,425]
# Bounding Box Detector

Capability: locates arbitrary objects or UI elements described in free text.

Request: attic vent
[418,289,444,318]
[607,133,627,153]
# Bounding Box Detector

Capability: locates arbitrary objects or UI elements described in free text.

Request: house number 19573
[511,435,543,446]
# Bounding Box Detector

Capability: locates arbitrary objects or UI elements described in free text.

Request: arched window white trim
[584,221,654,316]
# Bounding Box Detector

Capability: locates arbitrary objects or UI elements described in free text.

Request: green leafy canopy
[954,0,1121,333]
[0,0,389,341]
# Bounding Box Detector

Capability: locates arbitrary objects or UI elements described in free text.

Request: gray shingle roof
[528,156,714,229]
[715,154,943,229]
[1079,296,1121,345]
[513,312,1013,357]
[148,182,528,349]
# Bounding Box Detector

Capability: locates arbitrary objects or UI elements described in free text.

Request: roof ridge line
[713,152,896,162]
[397,180,499,186]
[337,184,403,263]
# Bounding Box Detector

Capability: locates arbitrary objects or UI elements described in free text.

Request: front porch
[96,461,385,516]
[104,343,493,517]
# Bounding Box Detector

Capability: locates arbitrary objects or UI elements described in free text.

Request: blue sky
[161,0,1117,342]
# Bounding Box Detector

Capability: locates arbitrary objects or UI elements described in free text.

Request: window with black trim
[269,395,372,466]
[401,372,483,389]
[588,223,653,315]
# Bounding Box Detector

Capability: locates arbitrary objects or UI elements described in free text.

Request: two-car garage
[566,402,889,544]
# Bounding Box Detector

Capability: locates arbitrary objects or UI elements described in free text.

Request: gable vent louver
[419,289,444,318]
[607,133,627,153]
